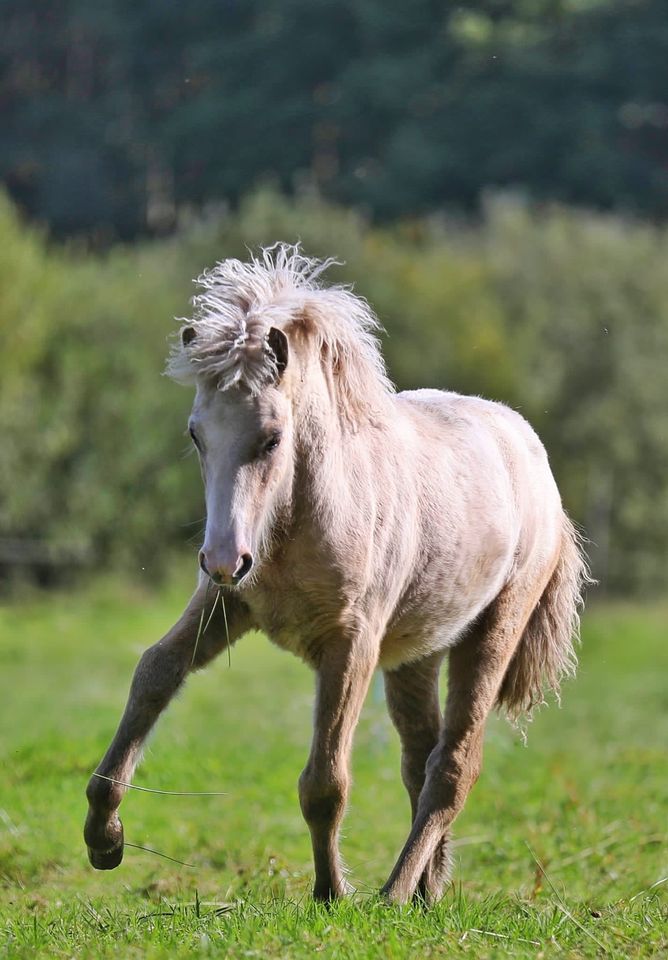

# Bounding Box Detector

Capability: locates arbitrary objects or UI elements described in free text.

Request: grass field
[1,571,666,958]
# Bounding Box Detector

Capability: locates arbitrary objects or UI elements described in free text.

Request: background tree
[2,187,667,593]
[2,0,668,239]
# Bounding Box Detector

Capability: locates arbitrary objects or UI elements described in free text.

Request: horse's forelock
[166,244,394,419]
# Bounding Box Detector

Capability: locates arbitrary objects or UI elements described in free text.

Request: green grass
[1,571,666,958]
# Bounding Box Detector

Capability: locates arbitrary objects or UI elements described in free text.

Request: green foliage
[1,188,667,592]
[483,198,668,592]
[0,578,667,956]
[0,198,201,575]
[2,0,668,237]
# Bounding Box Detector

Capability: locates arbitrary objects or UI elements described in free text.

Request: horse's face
[189,345,294,587]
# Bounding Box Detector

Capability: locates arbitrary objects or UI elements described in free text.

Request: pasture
[1,571,666,958]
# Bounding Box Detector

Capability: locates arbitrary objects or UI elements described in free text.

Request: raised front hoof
[87,842,124,870]
[84,813,124,871]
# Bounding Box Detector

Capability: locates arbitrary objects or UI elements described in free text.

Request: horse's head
[168,245,393,587]
[182,323,293,587]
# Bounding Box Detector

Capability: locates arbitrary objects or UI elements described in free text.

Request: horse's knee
[299,767,347,827]
[130,642,188,709]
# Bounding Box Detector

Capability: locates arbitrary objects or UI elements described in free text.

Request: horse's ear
[267,326,289,379]
[181,326,197,347]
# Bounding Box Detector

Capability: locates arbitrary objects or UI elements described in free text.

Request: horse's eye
[189,427,201,451]
[262,432,282,455]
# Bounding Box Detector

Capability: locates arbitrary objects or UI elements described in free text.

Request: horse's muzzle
[199,548,254,585]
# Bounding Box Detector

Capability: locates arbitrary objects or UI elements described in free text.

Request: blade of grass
[124,841,196,869]
[91,772,227,797]
[525,842,610,954]
[629,875,668,903]
[190,579,211,667]
[221,591,231,666]
[469,929,541,947]
[202,587,220,635]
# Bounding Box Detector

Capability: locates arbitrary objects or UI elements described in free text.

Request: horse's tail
[496,514,593,722]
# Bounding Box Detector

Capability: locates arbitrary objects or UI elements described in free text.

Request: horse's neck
[292,384,392,529]
[294,396,344,506]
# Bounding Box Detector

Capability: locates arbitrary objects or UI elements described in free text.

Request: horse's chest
[247,578,343,665]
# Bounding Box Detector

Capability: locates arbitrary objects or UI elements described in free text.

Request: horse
[84,244,590,904]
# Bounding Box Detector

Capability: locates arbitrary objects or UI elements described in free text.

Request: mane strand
[166,244,394,421]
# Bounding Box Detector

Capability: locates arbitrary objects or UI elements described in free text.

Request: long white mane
[167,244,394,419]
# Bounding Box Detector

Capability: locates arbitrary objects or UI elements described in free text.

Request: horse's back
[397,389,557,509]
[399,388,541,449]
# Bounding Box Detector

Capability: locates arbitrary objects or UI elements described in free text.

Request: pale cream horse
[84,245,589,904]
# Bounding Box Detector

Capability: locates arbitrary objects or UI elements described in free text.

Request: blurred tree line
[1,187,666,594]
[2,0,668,239]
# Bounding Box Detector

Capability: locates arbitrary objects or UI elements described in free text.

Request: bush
[1,188,666,593]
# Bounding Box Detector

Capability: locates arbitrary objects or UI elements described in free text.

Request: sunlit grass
[1,571,666,957]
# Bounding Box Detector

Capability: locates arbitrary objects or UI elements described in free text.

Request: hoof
[84,811,124,871]
[87,841,124,870]
[379,882,411,905]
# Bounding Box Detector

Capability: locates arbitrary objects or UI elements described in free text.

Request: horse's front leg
[299,638,376,900]
[84,581,251,869]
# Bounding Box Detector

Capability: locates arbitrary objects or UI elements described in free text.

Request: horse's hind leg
[383,653,451,903]
[381,572,550,904]
[84,581,251,869]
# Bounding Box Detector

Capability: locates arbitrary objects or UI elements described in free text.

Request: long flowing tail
[496,514,593,721]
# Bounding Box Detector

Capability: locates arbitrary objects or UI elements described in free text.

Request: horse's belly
[378,535,516,670]
[379,597,486,669]
[378,621,463,669]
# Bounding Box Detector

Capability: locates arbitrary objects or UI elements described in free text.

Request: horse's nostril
[234,552,254,582]
[198,551,209,577]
